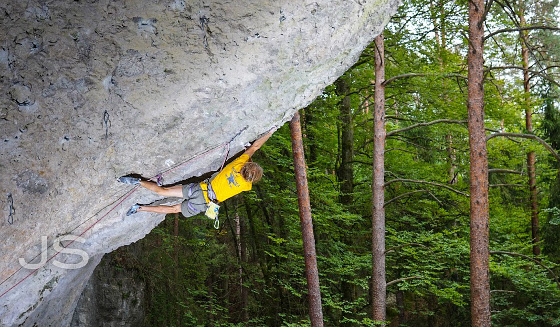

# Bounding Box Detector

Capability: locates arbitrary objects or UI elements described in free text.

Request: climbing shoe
[126,204,140,216]
[118,176,141,185]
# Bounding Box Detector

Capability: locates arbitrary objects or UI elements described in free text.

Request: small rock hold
[115,50,144,77]
[169,0,187,11]
[132,17,158,34]
[25,3,51,20]
[42,84,57,98]
[10,83,35,107]
[15,170,49,194]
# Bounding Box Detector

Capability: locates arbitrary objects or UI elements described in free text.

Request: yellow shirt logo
[209,154,252,202]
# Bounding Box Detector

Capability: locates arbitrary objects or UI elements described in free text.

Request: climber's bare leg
[139,180,183,198]
[138,203,182,214]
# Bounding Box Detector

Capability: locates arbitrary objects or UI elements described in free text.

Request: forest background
[108,0,560,325]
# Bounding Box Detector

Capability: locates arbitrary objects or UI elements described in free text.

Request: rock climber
[119,129,274,218]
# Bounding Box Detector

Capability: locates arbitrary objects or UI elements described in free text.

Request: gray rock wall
[70,252,145,327]
[0,0,400,325]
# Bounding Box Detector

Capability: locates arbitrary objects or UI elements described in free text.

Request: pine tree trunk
[235,209,249,322]
[467,1,491,325]
[208,271,214,327]
[173,213,180,326]
[396,290,406,325]
[335,76,356,325]
[371,33,387,324]
[240,215,249,321]
[519,5,540,256]
[290,111,324,327]
[235,211,242,316]
[432,1,457,185]
[306,105,318,164]
[447,134,458,184]
[336,77,354,204]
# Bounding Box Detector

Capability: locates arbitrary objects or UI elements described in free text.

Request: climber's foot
[118,176,141,185]
[126,204,140,216]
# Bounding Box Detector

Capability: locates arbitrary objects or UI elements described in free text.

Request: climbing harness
[203,138,236,229]
[202,125,251,230]
[7,193,14,225]
[199,182,219,227]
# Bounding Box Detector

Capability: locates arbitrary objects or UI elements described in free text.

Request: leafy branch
[484,25,560,41]
[484,66,560,87]
[384,189,443,207]
[382,73,467,86]
[384,178,469,197]
[386,276,423,287]
[490,251,560,288]
[488,169,523,175]
[489,184,525,188]
[487,132,560,162]
[385,242,429,254]
[387,119,467,137]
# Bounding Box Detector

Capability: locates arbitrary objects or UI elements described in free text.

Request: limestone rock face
[70,252,145,327]
[0,0,399,325]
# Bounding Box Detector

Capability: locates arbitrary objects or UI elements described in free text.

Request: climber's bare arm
[244,129,274,157]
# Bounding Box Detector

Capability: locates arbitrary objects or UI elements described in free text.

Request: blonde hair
[240,162,263,183]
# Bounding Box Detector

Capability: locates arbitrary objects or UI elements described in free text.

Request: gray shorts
[180,183,208,217]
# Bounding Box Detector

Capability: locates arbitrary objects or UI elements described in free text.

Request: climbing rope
[0,187,137,291]
[219,142,230,172]
[0,185,139,300]
[0,139,235,300]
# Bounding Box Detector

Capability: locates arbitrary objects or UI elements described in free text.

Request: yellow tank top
[202,154,252,203]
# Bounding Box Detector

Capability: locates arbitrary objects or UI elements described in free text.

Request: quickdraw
[103,110,111,140]
[7,193,14,225]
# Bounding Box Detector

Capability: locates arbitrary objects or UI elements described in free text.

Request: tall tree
[543,86,560,261]
[290,112,324,327]
[173,213,181,325]
[371,33,387,324]
[336,77,355,204]
[467,0,491,325]
[518,2,541,256]
[432,0,458,185]
[235,207,249,322]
